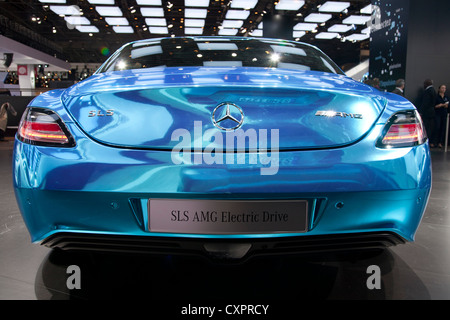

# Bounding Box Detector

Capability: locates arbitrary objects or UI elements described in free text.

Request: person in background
[392,79,405,97]
[0,102,17,141]
[419,79,437,147]
[433,85,449,148]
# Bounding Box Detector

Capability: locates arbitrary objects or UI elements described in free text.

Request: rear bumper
[13,133,432,255]
[41,231,406,260]
[14,186,430,247]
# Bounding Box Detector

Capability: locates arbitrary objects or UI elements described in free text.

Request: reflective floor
[1,137,450,301]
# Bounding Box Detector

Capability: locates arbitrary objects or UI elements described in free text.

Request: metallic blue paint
[13,38,432,254]
[61,67,386,150]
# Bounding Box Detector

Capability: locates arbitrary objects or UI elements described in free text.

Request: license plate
[148,199,308,234]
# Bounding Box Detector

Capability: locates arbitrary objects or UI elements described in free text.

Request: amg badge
[315,110,363,119]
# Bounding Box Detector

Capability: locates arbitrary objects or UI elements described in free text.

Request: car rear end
[13,37,432,260]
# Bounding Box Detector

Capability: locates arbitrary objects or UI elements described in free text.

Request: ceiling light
[64,16,90,25]
[136,0,162,5]
[275,0,305,11]
[49,5,80,15]
[327,24,353,33]
[318,1,350,13]
[361,27,371,34]
[315,32,339,39]
[185,0,209,7]
[225,10,250,20]
[131,46,163,61]
[360,4,372,15]
[271,45,307,56]
[145,18,167,26]
[218,28,238,36]
[185,8,208,18]
[293,31,306,38]
[96,6,123,16]
[184,19,205,27]
[117,61,127,70]
[198,43,239,50]
[293,22,318,31]
[230,0,258,9]
[270,53,280,62]
[149,26,169,34]
[38,0,66,3]
[87,0,115,4]
[76,25,99,33]
[184,27,203,35]
[105,17,129,25]
[250,29,263,37]
[113,26,134,33]
[304,13,332,23]
[342,15,371,25]
[141,7,165,17]
[346,33,370,41]
[222,20,244,28]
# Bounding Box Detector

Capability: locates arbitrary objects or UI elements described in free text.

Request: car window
[98,37,344,75]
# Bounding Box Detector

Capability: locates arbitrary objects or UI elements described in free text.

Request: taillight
[377,110,427,148]
[17,108,75,147]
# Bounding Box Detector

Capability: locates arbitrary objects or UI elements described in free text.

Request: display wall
[368,0,450,108]
[369,0,409,92]
[404,0,450,107]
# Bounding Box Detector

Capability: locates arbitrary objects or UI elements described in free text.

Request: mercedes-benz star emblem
[212,102,244,131]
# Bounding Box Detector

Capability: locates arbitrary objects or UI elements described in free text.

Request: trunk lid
[62,67,386,151]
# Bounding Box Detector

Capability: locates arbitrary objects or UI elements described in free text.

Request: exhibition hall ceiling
[0,0,371,67]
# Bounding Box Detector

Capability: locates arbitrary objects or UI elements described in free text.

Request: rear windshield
[98,37,344,75]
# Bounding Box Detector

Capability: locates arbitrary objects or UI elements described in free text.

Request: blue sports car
[13,37,431,260]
